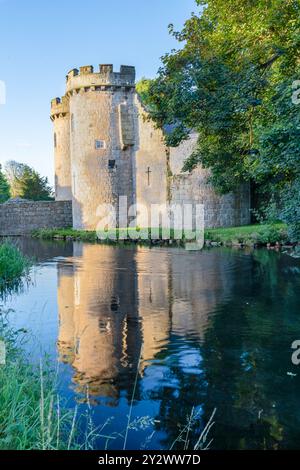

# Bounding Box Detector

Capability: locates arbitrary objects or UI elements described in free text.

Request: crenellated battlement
[50,63,136,119]
[50,95,69,120]
[65,64,136,94]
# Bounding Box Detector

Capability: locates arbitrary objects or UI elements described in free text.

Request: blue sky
[0,0,197,185]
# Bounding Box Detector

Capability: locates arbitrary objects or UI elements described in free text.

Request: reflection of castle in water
[57,244,234,404]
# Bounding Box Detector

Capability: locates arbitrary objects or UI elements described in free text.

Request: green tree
[141,0,300,233]
[0,165,10,203]
[136,78,155,109]
[4,160,53,201]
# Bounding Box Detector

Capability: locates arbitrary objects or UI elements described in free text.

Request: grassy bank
[0,242,30,290]
[31,227,187,245]
[205,223,288,246]
[2,246,74,450]
[0,310,98,450]
[32,223,290,247]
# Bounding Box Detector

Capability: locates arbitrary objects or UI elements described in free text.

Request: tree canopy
[0,165,10,203]
[138,0,300,238]
[4,161,53,201]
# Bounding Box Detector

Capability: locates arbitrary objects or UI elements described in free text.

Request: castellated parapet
[51,63,251,230]
[50,96,69,118]
[65,64,136,94]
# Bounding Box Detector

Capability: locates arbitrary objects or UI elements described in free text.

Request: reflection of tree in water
[197,250,300,449]
[56,244,300,449]
[152,250,300,450]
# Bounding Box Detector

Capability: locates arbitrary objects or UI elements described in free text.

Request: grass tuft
[0,311,100,450]
[0,242,31,291]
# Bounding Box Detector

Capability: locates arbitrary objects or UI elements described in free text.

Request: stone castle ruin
[51,64,250,231]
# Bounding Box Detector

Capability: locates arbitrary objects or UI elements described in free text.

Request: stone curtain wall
[170,175,251,228]
[169,133,251,228]
[0,201,73,236]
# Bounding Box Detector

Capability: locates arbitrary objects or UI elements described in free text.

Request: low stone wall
[0,200,73,236]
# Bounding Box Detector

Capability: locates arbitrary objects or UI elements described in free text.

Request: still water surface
[2,239,300,449]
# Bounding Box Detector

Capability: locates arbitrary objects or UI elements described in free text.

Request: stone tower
[51,63,251,230]
[51,64,136,229]
[50,96,72,201]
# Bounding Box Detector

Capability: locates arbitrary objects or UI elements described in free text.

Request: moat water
[2,238,300,450]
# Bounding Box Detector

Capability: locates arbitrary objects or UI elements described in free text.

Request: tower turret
[50,96,72,201]
[64,64,136,229]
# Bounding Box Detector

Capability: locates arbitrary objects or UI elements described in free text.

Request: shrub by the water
[0,243,30,289]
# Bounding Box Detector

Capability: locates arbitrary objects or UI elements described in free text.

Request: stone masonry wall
[170,175,250,228]
[169,133,251,228]
[51,96,72,202]
[0,201,73,236]
[70,76,134,230]
[134,97,169,227]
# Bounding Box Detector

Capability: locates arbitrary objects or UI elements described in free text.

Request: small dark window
[110,296,119,311]
[108,160,116,169]
[95,139,106,149]
[54,133,57,148]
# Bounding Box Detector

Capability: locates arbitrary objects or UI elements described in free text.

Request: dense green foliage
[0,243,30,290]
[138,0,300,239]
[0,165,10,203]
[4,160,53,201]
